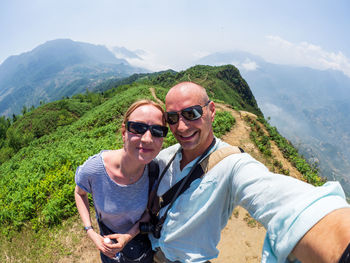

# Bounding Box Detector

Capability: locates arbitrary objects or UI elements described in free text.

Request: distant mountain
[0,39,148,116]
[197,51,350,194]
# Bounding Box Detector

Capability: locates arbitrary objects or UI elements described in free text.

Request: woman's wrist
[84,225,94,232]
[84,226,96,238]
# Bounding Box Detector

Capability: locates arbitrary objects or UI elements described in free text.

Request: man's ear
[209,101,216,122]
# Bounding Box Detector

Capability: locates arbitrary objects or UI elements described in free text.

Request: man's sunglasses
[166,100,211,125]
[127,121,168,138]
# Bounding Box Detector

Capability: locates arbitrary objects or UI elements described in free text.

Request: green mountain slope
[0,65,324,262]
[148,65,262,116]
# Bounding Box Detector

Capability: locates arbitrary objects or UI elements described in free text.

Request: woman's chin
[137,155,156,164]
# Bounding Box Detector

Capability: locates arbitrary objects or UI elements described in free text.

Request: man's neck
[179,136,215,170]
[180,152,193,170]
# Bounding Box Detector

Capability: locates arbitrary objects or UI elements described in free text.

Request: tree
[0,116,9,140]
[21,106,27,115]
[12,114,17,123]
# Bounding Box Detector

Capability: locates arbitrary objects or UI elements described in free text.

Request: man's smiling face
[165,82,215,160]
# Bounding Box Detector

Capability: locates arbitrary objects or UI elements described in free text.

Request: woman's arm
[74,185,93,228]
[74,185,114,257]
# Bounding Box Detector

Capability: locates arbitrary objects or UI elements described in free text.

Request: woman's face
[122,104,165,164]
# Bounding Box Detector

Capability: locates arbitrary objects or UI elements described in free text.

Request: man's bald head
[165,82,209,107]
[164,81,215,164]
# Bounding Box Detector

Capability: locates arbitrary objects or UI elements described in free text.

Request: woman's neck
[104,149,145,184]
[119,150,146,182]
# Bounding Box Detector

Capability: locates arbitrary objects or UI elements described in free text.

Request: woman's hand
[104,233,132,254]
[87,230,118,259]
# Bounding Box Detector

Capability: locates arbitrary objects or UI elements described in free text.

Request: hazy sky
[1,0,350,74]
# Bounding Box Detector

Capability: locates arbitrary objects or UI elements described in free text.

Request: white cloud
[266,35,350,77]
[124,50,172,72]
[192,51,211,59]
[241,60,259,71]
[228,59,259,72]
[261,102,283,115]
[105,45,172,72]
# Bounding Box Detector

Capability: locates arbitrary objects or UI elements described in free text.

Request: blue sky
[1,0,350,75]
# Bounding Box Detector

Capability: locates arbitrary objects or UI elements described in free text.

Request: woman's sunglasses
[127,121,168,138]
[166,101,211,125]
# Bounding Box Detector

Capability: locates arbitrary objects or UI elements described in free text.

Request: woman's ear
[121,123,126,142]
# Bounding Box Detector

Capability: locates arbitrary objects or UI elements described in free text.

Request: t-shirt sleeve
[75,154,100,193]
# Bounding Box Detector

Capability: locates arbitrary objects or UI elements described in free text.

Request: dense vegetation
[244,115,324,186]
[0,64,323,244]
[0,90,110,164]
[0,83,150,235]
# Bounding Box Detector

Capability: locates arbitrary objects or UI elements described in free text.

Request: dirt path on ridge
[212,103,305,262]
[211,104,266,263]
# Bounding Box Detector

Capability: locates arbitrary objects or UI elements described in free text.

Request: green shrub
[246,117,272,157]
[257,116,325,186]
[213,111,235,138]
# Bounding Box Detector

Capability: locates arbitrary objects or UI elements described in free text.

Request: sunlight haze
[1,0,349,74]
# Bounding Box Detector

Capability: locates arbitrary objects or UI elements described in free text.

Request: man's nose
[176,116,189,131]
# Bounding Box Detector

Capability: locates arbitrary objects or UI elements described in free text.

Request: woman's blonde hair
[123,99,166,126]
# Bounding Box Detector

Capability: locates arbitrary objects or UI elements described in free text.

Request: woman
[74,99,168,262]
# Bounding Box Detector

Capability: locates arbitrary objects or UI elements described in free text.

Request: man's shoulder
[156,144,180,163]
[214,139,243,153]
[215,138,230,149]
[211,139,255,168]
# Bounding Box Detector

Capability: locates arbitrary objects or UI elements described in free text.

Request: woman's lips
[137,147,153,153]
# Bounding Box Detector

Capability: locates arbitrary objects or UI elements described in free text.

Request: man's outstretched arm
[292,207,350,263]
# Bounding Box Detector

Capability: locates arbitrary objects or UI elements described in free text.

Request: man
[150,81,350,263]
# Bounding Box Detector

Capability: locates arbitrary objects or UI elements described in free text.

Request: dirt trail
[150,87,165,106]
[212,103,305,262]
[212,104,266,263]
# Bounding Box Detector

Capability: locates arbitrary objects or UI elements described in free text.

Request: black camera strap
[147,138,215,217]
[147,138,244,238]
[147,150,178,218]
[158,144,244,210]
[339,242,350,263]
[159,138,216,210]
[148,160,159,194]
[154,138,217,230]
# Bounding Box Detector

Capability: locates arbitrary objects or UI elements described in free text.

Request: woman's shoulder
[77,151,106,175]
[101,149,120,161]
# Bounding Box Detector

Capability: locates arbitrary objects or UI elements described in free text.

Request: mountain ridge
[0,39,148,116]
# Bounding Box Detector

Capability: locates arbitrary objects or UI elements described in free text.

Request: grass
[0,212,99,263]
[243,213,263,229]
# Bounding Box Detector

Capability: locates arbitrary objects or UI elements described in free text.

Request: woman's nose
[141,130,153,142]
